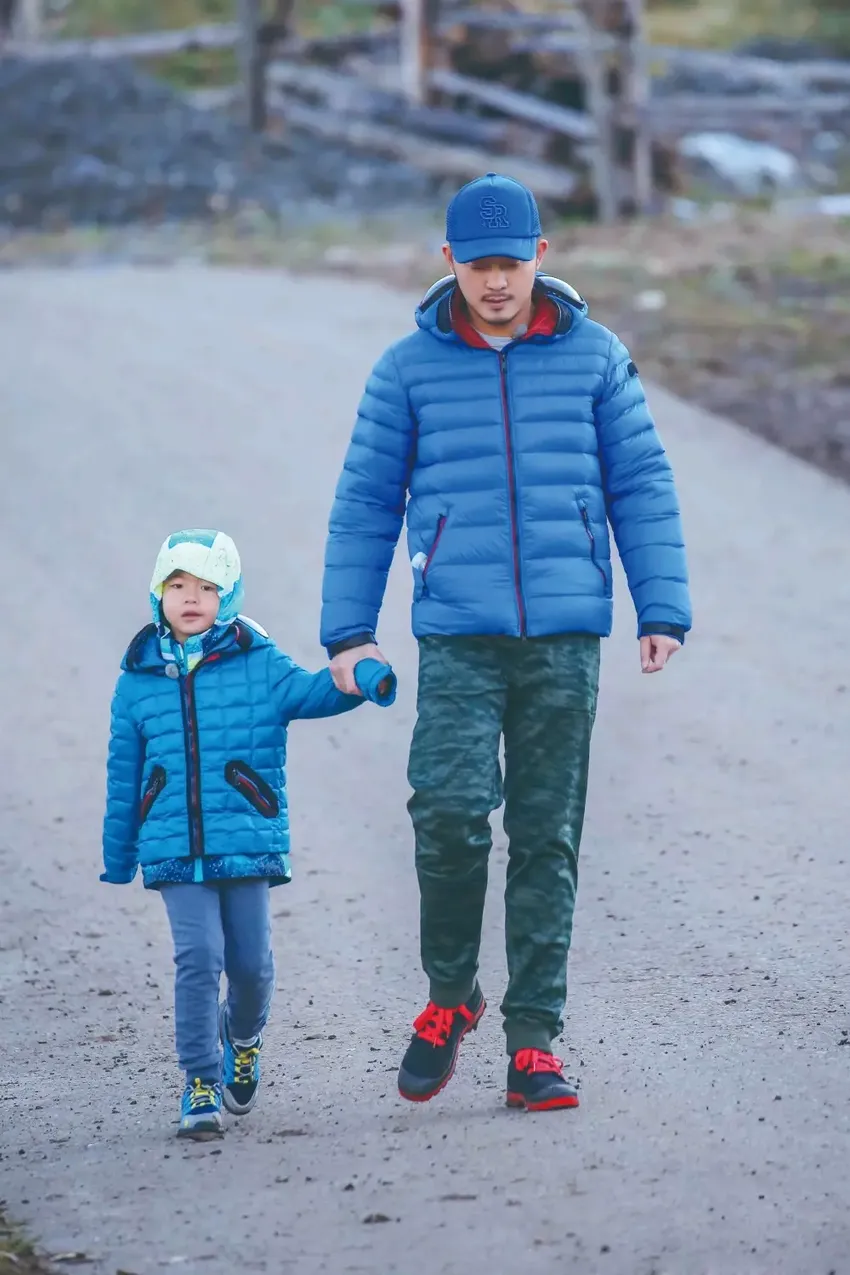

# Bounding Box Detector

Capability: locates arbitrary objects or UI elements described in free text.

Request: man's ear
[536,238,549,268]
[442,242,455,272]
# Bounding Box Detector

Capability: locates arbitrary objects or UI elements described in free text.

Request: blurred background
[2,0,848,481]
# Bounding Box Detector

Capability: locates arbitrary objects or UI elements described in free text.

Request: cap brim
[449,235,539,264]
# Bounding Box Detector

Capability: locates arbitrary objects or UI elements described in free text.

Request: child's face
[161,571,220,642]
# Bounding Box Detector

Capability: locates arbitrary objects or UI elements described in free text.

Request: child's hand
[330,643,387,695]
[99,868,137,885]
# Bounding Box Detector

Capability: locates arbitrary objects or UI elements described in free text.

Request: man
[321,173,691,1112]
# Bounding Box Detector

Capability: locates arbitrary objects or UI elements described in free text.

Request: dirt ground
[2,267,850,1275]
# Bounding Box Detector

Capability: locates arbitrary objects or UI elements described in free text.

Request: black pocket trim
[139,765,166,826]
[225,760,279,819]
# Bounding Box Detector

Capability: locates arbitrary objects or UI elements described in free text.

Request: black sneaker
[506,1049,579,1112]
[398,984,486,1103]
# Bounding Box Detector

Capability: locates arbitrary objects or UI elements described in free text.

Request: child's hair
[149,529,244,629]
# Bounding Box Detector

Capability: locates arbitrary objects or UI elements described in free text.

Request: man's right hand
[329,643,388,696]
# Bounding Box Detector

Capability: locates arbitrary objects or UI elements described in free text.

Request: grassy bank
[0,1211,55,1275]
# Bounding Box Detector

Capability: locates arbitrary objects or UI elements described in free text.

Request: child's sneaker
[177,1078,223,1138]
[219,1003,263,1115]
[506,1049,579,1112]
[397,984,485,1102]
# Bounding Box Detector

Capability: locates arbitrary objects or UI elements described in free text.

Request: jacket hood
[121,615,271,674]
[414,273,589,340]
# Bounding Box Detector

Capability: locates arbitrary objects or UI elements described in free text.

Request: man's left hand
[640,634,681,674]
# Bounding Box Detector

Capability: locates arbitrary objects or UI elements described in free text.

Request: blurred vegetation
[50,0,850,82]
[646,0,850,51]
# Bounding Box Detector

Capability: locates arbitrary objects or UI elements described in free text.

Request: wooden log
[522,36,850,91]
[644,91,850,122]
[267,59,510,147]
[4,22,242,59]
[276,26,395,66]
[269,92,580,202]
[439,8,590,34]
[429,67,598,141]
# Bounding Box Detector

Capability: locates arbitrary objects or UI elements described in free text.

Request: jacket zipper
[421,514,447,592]
[174,650,230,860]
[579,503,608,588]
[178,668,205,859]
[498,350,527,636]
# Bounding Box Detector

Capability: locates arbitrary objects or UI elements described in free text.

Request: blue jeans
[161,880,276,1081]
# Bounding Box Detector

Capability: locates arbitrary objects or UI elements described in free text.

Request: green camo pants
[407,634,600,1054]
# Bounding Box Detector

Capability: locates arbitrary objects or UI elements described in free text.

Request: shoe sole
[222,1088,259,1116]
[177,1119,224,1140]
[506,1090,580,1112]
[219,1002,261,1116]
[398,998,486,1104]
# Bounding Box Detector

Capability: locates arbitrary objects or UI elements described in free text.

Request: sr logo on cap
[480,195,510,229]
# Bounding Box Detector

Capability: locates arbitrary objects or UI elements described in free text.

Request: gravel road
[1,268,849,1275]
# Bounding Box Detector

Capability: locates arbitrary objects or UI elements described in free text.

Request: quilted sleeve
[101,673,145,884]
[270,648,362,723]
[595,335,693,637]
[320,346,416,653]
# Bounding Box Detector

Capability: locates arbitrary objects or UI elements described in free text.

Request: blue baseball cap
[446,173,542,263]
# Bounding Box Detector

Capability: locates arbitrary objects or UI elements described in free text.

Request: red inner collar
[450,292,559,348]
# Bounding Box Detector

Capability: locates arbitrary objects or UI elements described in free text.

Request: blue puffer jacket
[102,619,395,890]
[321,275,691,649]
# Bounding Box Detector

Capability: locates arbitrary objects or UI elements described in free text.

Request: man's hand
[640,634,681,674]
[329,643,388,695]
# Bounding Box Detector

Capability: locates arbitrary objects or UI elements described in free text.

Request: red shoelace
[514,1049,564,1075]
[413,1001,473,1047]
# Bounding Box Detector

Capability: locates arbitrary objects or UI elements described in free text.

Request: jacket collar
[122,618,260,673]
[415,274,587,344]
[450,293,560,349]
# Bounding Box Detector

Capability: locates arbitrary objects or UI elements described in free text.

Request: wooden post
[575,8,619,224]
[12,0,42,41]
[621,0,654,215]
[399,0,439,107]
[236,0,266,131]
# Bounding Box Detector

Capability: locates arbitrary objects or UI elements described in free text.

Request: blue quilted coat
[321,275,691,650]
[102,619,393,890]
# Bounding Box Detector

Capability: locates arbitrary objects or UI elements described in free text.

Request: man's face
[443,240,548,331]
[161,570,220,641]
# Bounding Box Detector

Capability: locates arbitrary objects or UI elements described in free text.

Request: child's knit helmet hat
[150,529,244,629]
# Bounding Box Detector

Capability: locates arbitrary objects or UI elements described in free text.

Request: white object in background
[679,132,800,198]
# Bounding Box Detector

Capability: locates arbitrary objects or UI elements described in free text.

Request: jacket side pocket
[225,760,279,819]
[578,500,612,597]
[139,765,166,826]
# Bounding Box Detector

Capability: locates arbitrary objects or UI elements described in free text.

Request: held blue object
[446,173,542,263]
[354,658,397,706]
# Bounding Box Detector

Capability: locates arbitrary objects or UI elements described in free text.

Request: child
[101,529,395,1139]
